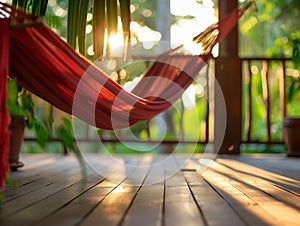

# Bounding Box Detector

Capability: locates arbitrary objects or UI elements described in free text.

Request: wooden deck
[0,153,299,226]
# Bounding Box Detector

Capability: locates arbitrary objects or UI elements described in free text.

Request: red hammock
[0,2,250,187]
[5,8,242,130]
[9,26,210,130]
[0,18,10,188]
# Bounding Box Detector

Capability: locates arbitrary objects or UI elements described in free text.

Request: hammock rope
[0,1,251,187]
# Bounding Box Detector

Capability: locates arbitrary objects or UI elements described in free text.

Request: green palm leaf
[77,0,90,55]
[67,0,79,48]
[93,0,106,59]
[67,0,131,59]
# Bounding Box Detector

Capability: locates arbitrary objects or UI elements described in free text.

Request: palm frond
[12,0,48,16]
[93,0,106,59]
[119,0,131,60]
[67,0,131,59]
[77,0,89,55]
[67,0,80,48]
[106,0,118,35]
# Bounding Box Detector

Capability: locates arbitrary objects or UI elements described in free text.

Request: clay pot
[9,115,25,170]
[283,117,300,157]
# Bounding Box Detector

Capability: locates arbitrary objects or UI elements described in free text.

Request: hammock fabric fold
[0,2,251,187]
[0,18,10,188]
[9,25,211,130]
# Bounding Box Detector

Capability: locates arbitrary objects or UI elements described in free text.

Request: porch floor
[0,153,299,226]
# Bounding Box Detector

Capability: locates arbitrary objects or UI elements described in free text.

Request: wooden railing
[23,57,294,152]
[241,57,293,145]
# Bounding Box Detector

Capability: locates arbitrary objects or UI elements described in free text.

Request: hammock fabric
[0,18,10,188]
[4,5,244,130]
[0,2,250,187]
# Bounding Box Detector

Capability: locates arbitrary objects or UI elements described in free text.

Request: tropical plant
[56,117,87,174]
[11,0,131,59]
[7,0,132,150]
[12,0,48,16]
[288,34,300,105]
[267,31,300,116]
[67,0,131,59]
[7,78,53,148]
[7,1,54,147]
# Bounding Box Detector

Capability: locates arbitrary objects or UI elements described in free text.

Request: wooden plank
[219,156,300,188]
[2,159,80,203]
[0,172,102,226]
[122,184,164,226]
[200,165,282,226]
[18,154,62,169]
[79,155,152,226]
[199,158,300,226]
[121,156,165,226]
[230,154,300,180]
[0,164,89,218]
[231,181,300,225]
[163,156,206,226]
[6,156,61,184]
[82,154,145,184]
[5,154,84,188]
[36,185,115,226]
[1,154,299,226]
[216,158,300,206]
[36,155,151,226]
[183,169,246,226]
[213,159,300,225]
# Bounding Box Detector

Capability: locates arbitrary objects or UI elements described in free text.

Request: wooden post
[214,0,241,154]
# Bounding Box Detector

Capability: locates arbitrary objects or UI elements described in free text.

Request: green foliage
[6,78,29,117]
[287,76,300,102]
[250,74,268,140]
[56,118,76,151]
[56,118,87,175]
[267,31,300,59]
[7,78,36,128]
[242,1,300,143]
[292,37,300,68]
[239,0,300,56]
[12,0,48,16]
[0,175,18,202]
[7,78,53,148]
[92,0,106,59]
[45,14,62,30]
[34,115,53,148]
[268,32,300,113]
[67,0,89,54]
[130,0,157,30]
[8,0,53,149]
[7,0,57,149]
[241,143,285,154]
[67,0,131,59]
[257,0,300,22]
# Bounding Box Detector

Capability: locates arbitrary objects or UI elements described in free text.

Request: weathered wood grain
[0,154,299,226]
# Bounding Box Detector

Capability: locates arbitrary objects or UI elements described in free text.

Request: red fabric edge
[0,18,11,188]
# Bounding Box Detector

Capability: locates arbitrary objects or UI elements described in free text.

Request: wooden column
[214,0,242,154]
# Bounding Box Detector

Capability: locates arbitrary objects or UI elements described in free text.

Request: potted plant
[283,34,300,156]
[6,78,52,170]
[283,117,300,156]
[283,74,300,156]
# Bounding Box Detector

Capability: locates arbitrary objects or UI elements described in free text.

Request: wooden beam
[214,0,242,154]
